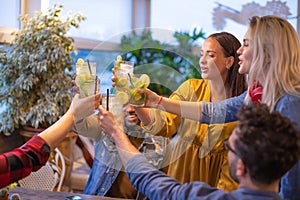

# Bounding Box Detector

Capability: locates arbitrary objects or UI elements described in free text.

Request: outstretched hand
[137,89,161,108]
[71,93,100,122]
[98,106,120,137]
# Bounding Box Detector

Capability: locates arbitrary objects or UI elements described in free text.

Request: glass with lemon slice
[75,58,100,98]
[128,74,150,106]
[116,74,150,107]
[113,56,150,106]
[114,56,134,88]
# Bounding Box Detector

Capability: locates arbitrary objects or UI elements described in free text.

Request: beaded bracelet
[156,96,163,108]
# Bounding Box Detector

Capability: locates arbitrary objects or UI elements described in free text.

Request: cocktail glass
[127,74,149,107]
[114,60,134,88]
[101,94,124,129]
[75,60,100,97]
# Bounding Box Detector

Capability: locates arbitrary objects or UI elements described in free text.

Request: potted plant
[0,4,85,135]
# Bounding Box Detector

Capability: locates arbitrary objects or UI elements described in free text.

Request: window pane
[151,0,298,41]
[49,0,132,42]
[0,0,20,28]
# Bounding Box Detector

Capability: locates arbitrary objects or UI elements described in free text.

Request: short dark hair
[234,103,300,184]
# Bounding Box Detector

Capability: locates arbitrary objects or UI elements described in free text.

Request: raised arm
[97,106,224,200]
[141,89,247,124]
[39,93,100,151]
[0,93,100,187]
[98,106,139,166]
[141,89,203,121]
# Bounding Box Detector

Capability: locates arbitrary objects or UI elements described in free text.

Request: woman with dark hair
[133,32,247,191]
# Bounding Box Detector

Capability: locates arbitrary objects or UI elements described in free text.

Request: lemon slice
[130,89,145,105]
[117,55,122,62]
[75,76,89,97]
[77,58,85,65]
[134,80,144,89]
[138,74,150,88]
[116,91,129,104]
[75,76,84,86]
[116,77,127,88]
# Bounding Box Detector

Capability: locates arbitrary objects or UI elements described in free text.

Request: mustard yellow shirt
[142,79,238,191]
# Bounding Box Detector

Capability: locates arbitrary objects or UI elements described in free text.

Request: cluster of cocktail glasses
[113,55,150,107]
[75,56,150,115]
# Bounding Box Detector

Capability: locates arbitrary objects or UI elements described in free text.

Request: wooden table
[9,187,128,200]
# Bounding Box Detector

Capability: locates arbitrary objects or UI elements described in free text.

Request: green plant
[0,4,85,135]
[120,28,205,95]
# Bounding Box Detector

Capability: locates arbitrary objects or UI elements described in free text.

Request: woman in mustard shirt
[134,32,247,191]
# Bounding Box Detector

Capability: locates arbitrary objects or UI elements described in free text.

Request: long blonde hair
[246,16,300,111]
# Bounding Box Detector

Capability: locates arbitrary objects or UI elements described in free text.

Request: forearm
[134,107,153,125]
[38,109,74,151]
[39,93,100,151]
[159,97,203,121]
[111,127,140,166]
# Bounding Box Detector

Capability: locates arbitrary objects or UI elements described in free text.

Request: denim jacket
[82,125,169,198]
[200,90,300,200]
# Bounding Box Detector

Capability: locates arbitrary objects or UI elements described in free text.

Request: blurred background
[0,0,298,94]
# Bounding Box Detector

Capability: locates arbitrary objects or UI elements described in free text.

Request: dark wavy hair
[234,103,300,184]
[208,32,247,97]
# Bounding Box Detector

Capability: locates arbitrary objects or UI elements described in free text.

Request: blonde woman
[141,16,300,200]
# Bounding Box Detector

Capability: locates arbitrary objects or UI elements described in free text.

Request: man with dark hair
[98,103,300,199]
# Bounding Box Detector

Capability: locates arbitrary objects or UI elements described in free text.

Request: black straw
[128,73,134,87]
[106,88,109,111]
[87,59,92,75]
[94,76,98,94]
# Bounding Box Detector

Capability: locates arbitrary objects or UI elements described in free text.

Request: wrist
[112,128,130,147]
[156,96,163,108]
[111,127,123,140]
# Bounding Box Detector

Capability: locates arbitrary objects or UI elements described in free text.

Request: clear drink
[101,94,124,129]
[75,59,100,97]
[113,56,150,107]
[114,60,134,88]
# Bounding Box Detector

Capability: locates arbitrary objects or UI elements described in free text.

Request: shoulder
[278,92,300,103]
[276,92,300,110]
[173,79,209,101]
[276,92,300,130]
[184,79,208,88]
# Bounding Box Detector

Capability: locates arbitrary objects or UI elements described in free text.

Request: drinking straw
[87,59,93,75]
[128,73,134,87]
[106,88,109,111]
[94,75,98,94]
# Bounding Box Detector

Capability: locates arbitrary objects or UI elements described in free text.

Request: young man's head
[122,104,140,128]
[225,103,300,186]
